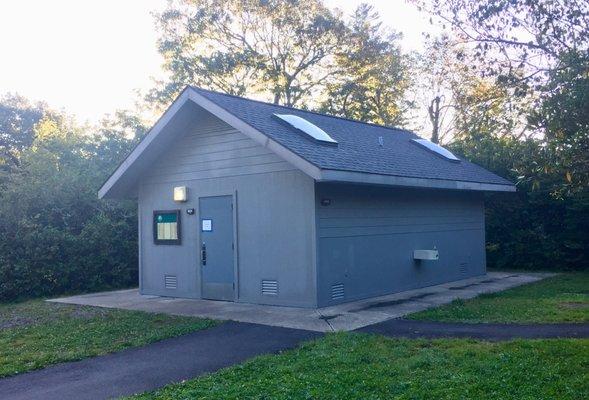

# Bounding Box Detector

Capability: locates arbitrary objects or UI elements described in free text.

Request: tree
[0,102,142,301]
[0,94,46,174]
[449,135,589,271]
[408,35,467,143]
[409,35,532,144]
[319,4,409,126]
[412,0,588,83]
[91,110,148,169]
[147,0,410,127]
[409,1,589,270]
[452,76,533,142]
[413,0,589,193]
[148,0,346,109]
[528,51,589,196]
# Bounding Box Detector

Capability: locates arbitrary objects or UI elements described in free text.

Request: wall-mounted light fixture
[173,186,187,202]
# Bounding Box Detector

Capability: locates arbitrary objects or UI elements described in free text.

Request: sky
[0,0,437,123]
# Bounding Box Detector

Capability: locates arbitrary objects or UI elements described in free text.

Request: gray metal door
[200,196,235,301]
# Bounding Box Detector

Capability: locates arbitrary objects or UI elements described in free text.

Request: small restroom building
[99,86,515,308]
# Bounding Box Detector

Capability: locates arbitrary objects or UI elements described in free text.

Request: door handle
[201,243,207,266]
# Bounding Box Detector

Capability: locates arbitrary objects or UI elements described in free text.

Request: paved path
[1,319,587,400]
[0,321,321,400]
[359,319,589,340]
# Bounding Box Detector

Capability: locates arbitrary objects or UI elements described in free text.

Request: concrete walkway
[0,321,320,400]
[49,272,552,332]
[359,319,589,340]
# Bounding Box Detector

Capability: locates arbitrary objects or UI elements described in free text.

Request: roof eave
[99,85,516,199]
[319,169,516,192]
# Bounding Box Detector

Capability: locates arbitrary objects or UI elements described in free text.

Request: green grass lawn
[0,300,218,377]
[128,333,589,400]
[408,272,589,324]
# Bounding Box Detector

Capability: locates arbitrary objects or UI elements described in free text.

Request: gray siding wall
[316,183,486,306]
[138,112,317,307]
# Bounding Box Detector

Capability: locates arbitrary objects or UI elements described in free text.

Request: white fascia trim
[319,169,517,192]
[187,89,322,180]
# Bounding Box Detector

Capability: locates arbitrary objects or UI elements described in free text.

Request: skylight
[274,114,337,144]
[411,138,460,162]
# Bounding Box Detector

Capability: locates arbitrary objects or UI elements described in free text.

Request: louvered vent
[164,275,178,289]
[261,280,278,296]
[331,283,345,300]
[459,262,468,276]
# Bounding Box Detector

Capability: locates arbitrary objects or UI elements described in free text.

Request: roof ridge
[190,85,416,136]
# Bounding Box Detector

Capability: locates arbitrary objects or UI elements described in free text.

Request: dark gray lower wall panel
[316,183,486,307]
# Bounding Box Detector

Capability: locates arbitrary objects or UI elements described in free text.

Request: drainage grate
[164,275,177,289]
[261,279,278,296]
[331,283,345,300]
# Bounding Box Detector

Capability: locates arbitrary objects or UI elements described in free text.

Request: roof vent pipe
[378,136,384,147]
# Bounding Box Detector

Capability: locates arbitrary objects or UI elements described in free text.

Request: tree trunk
[428,96,441,143]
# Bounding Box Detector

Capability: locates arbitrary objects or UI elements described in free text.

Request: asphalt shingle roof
[193,87,513,187]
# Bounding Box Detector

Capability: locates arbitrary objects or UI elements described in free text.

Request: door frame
[197,191,239,301]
